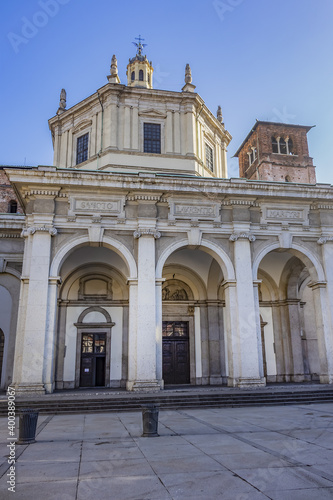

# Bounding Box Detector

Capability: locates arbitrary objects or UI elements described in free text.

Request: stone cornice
[22,189,63,199]
[0,233,21,238]
[5,169,333,202]
[126,194,162,202]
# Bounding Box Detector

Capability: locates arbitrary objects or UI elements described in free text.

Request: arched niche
[74,306,115,388]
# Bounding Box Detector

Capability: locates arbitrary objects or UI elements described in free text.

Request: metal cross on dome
[133,35,147,56]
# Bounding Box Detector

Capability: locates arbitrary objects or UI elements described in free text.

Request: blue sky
[1,0,333,182]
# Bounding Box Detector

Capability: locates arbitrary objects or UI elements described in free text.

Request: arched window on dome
[131,71,135,81]
[139,69,144,81]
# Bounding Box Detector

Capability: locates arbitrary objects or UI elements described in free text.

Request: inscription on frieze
[266,209,302,220]
[261,204,309,226]
[75,200,118,212]
[168,198,220,222]
[175,205,215,217]
[70,196,125,218]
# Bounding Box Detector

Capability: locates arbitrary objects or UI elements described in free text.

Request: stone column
[155,278,164,388]
[287,299,305,382]
[123,106,131,149]
[43,276,61,393]
[174,111,181,154]
[166,110,173,154]
[318,239,333,382]
[12,223,57,394]
[126,228,161,391]
[110,99,118,149]
[185,103,196,156]
[228,231,265,387]
[207,301,222,385]
[200,304,209,385]
[253,280,264,380]
[309,280,333,383]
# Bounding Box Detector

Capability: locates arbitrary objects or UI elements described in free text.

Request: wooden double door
[80,333,106,387]
[162,321,190,385]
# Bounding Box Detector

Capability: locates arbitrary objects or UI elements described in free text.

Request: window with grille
[205,144,214,171]
[139,69,144,81]
[144,123,161,154]
[76,133,89,164]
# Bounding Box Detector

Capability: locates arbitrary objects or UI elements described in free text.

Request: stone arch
[255,242,330,383]
[252,241,325,282]
[74,305,115,389]
[156,238,235,280]
[77,306,112,324]
[50,234,137,278]
[163,264,206,301]
[60,263,128,301]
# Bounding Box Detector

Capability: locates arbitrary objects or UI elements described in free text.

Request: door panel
[162,321,190,385]
[80,333,106,387]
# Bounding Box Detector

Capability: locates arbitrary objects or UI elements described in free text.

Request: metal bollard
[18,409,39,444]
[141,404,159,437]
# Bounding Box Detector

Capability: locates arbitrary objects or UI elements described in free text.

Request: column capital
[220,279,237,290]
[229,232,256,242]
[49,276,62,285]
[127,278,138,286]
[308,281,327,290]
[317,235,333,245]
[21,225,57,238]
[134,229,161,239]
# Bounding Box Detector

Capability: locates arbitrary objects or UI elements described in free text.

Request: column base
[320,374,333,384]
[209,376,223,386]
[11,383,46,395]
[228,377,266,388]
[126,380,161,392]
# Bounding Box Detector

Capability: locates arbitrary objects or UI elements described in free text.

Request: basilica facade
[1,44,333,394]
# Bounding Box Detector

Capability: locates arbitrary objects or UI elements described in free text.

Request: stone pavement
[1,403,333,499]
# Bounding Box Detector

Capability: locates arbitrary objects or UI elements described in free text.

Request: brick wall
[237,122,316,184]
[0,170,23,214]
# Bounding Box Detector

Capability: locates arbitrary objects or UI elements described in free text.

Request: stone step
[1,388,333,415]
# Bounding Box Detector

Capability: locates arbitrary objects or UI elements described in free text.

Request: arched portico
[54,244,130,390]
[255,242,333,384]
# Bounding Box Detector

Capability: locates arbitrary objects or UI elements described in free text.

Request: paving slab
[0,403,333,499]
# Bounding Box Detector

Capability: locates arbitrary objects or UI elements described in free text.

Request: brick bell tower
[234,121,316,183]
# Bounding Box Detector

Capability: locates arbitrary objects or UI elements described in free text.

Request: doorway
[162,321,190,384]
[80,333,106,387]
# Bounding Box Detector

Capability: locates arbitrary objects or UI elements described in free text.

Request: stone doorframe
[74,307,115,388]
[162,310,196,384]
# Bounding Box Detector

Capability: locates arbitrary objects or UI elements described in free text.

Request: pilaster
[12,220,57,394]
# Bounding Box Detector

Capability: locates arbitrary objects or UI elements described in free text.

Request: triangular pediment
[138,109,167,119]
